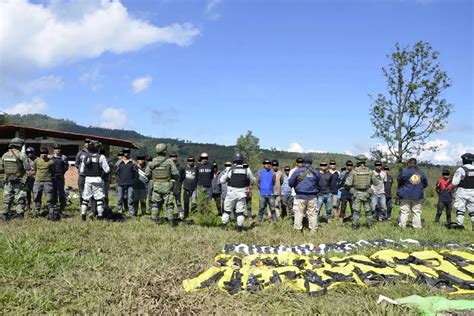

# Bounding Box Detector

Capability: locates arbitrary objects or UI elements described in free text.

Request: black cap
[296,157,304,163]
[137,155,146,160]
[53,144,61,149]
[461,153,474,162]
[40,147,48,154]
[284,166,291,171]
[442,169,450,176]
[374,161,383,166]
[263,159,271,165]
[329,160,336,165]
[170,153,178,158]
[272,160,279,166]
[345,160,353,166]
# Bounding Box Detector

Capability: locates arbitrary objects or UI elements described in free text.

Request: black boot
[236,225,243,233]
[81,214,86,222]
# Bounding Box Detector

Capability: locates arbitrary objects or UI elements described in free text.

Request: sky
[0,0,472,164]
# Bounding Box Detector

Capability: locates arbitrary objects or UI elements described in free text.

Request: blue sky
[0,0,472,164]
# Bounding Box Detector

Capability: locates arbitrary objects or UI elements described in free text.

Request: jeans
[258,195,277,220]
[52,175,66,211]
[386,197,393,219]
[371,193,387,220]
[317,193,332,219]
[281,194,293,218]
[117,185,135,215]
[340,193,353,218]
[198,186,213,200]
[435,200,452,224]
[183,189,197,217]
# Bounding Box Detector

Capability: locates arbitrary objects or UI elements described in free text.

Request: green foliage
[370,41,453,163]
[236,130,261,170]
[191,187,220,226]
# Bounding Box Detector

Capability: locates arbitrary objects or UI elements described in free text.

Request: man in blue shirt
[397,158,428,229]
[288,156,321,232]
[256,159,277,222]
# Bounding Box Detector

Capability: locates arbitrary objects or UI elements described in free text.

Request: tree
[236,130,261,169]
[370,41,453,163]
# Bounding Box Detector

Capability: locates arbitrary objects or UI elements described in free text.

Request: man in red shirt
[435,169,454,224]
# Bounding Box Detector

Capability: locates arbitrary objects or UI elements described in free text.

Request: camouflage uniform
[344,155,379,228]
[145,144,179,224]
[0,138,31,218]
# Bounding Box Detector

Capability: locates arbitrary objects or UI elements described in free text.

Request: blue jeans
[317,193,332,219]
[371,193,387,219]
[258,195,276,220]
[117,185,135,215]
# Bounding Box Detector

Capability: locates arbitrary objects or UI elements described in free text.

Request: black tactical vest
[84,154,101,177]
[458,167,474,189]
[228,166,248,188]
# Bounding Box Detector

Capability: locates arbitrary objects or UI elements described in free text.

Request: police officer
[51,144,69,214]
[344,155,379,229]
[81,141,110,221]
[145,144,179,226]
[220,153,256,232]
[0,138,30,220]
[452,153,474,230]
[25,146,36,211]
[75,139,90,206]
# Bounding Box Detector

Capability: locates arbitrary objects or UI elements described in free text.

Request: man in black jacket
[182,156,197,218]
[116,148,137,216]
[51,144,69,214]
[196,152,213,200]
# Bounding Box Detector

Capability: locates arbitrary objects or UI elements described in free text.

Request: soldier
[33,147,56,218]
[145,144,179,226]
[170,153,184,217]
[81,141,110,221]
[220,153,256,232]
[344,155,379,229]
[288,156,321,232]
[51,144,69,215]
[133,155,149,216]
[0,138,30,220]
[25,147,36,211]
[452,153,474,230]
[338,160,354,220]
[397,158,428,229]
[243,162,253,219]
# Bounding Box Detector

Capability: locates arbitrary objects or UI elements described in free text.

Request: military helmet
[461,153,474,164]
[155,143,167,154]
[9,137,24,148]
[355,154,367,162]
[233,152,244,163]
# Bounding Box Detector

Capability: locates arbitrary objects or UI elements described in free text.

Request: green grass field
[1,192,473,315]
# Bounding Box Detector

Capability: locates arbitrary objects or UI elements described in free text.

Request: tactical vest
[228,166,248,188]
[84,154,101,177]
[458,167,474,189]
[353,167,371,190]
[152,158,171,182]
[3,150,24,176]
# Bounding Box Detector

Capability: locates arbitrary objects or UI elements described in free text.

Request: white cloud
[372,139,474,165]
[0,0,200,70]
[132,76,152,93]
[205,0,222,20]
[79,65,103,91]
[1,98,48,115]
[99,107,129,129]
[21,75,63,94]
[288,142,304,153]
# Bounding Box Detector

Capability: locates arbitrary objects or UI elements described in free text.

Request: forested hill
[3,113,369,167]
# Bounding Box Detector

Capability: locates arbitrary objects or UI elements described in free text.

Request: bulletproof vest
[228,166,248,188]
[52,156,66,176]
[353,166,371,190]
[84,154,101,177]
[458,167,474,189]
[152,157,171,181]
[3,150,24,176]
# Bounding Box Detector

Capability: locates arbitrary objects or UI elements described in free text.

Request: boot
[81,214,86,222]
[236,225,243,233]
